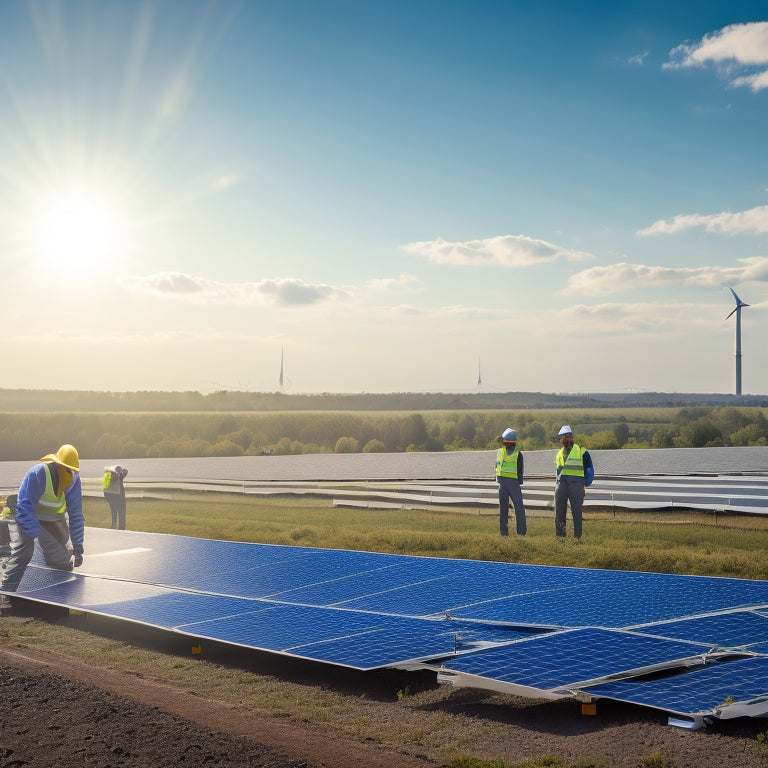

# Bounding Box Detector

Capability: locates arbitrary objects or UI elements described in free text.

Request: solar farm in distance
[6,527,768,730]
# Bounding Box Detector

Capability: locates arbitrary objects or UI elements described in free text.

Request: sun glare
[30,190,125,272]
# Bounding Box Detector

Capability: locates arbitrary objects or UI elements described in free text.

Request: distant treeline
[0,405,766,461]
[1,388,767,413]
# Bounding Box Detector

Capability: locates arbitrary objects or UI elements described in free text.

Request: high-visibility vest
[35,464,68,520]
[556,444,585,478]
[495,446,519,479]
[103,470,120,494]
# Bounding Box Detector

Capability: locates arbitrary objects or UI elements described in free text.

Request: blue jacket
[14,462,85,548]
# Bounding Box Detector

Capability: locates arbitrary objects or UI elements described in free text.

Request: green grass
[83,493,768,579]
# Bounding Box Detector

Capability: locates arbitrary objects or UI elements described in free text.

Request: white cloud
[401,234,594,267]
[732,69,768,92]
[557,301,725,334]
[122,272,355,306]
[627,51,648,66]
[566,258,768,296]
[665,21,768,91]
[366,274,422,292]
[638,205,768,235]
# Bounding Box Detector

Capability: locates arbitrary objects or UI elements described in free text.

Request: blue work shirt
[13,462,85,547]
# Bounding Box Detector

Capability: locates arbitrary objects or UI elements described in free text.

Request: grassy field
[84,492,768,579]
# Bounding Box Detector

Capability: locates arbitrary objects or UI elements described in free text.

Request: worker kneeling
[0,444,85,594]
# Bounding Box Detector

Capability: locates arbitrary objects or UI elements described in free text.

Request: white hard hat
[558,425,573,437]
[502,428,517,441]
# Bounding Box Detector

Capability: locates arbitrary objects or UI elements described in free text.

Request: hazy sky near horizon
[1,1,767,395]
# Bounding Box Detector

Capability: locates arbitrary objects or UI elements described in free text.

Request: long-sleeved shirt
[14,462,85,547]
[495,448,525,484]
[556,447,594,487]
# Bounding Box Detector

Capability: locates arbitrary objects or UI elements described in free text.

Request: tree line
[0,406,766,462]
[1,388,766,413]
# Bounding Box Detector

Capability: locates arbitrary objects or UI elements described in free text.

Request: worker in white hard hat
[103,464,128,530]
[554,426,594,540]
[0,444,85,602]
[494,428,526,536]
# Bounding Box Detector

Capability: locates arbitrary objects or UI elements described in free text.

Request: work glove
[73,545,84,568]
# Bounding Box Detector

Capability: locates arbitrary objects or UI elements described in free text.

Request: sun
[29,188,127,273]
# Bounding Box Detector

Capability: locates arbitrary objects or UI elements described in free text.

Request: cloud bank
[566,257,768,295]
[638,205,768,235]
[401,234,594,266]
[665,21,768,92]
[123,272,355,306]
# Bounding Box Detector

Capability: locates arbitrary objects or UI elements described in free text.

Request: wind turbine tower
[726,287,750,396]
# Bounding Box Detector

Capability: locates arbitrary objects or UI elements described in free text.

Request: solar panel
[449,570,768,628]
[633,610,768,649]
[437,627,712,693]
[583,655,768,718]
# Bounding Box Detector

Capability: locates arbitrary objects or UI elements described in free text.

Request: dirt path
[0,644,437,768]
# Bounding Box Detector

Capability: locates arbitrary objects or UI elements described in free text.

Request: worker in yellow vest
[0,493,16,558]
[103,465,128,530]
[495,428,526,536]
[0,445,84,599]
[554,425,594,539]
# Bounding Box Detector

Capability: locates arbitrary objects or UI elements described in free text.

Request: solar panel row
[6,527,768,720]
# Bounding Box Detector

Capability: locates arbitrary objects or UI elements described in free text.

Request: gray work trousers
[497,476,526,536]
[0,519,72,592]
[554,476,585,538]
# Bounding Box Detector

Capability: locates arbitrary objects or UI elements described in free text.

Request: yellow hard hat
[40,444,80,472]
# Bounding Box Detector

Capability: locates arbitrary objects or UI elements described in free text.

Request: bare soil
[2,603,768,768]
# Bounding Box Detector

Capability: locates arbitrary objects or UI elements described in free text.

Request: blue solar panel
[178,606,465,669]
[635,610,768,649]
[583,656,768,717]
[439,628,712,691]
[335,561,568,618]
[450,570,768,628]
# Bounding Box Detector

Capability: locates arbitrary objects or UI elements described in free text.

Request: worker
[0,493,15,558]
[495,428,526,536]
[0,444,85,598]
[554,426,594,540]
[103,464,128,530]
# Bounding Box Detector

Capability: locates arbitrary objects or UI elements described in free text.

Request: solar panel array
[5,526,768,722]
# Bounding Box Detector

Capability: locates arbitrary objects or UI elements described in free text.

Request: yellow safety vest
[495,446,519,479]
[103,471,120,494]
[556,444,585,477]
[35,464,68,521]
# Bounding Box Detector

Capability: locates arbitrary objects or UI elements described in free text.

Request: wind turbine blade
[726,307,738,320]
[729,287,750,308]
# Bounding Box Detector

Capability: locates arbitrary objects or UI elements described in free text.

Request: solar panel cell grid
[635,611,768,649]
[440,628,711,691]
[583,656,768,715]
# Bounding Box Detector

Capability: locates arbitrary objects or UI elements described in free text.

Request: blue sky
[1,1,766,395]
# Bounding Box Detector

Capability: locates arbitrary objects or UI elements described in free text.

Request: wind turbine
[726,287,750,396]
[278,347,284,389]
